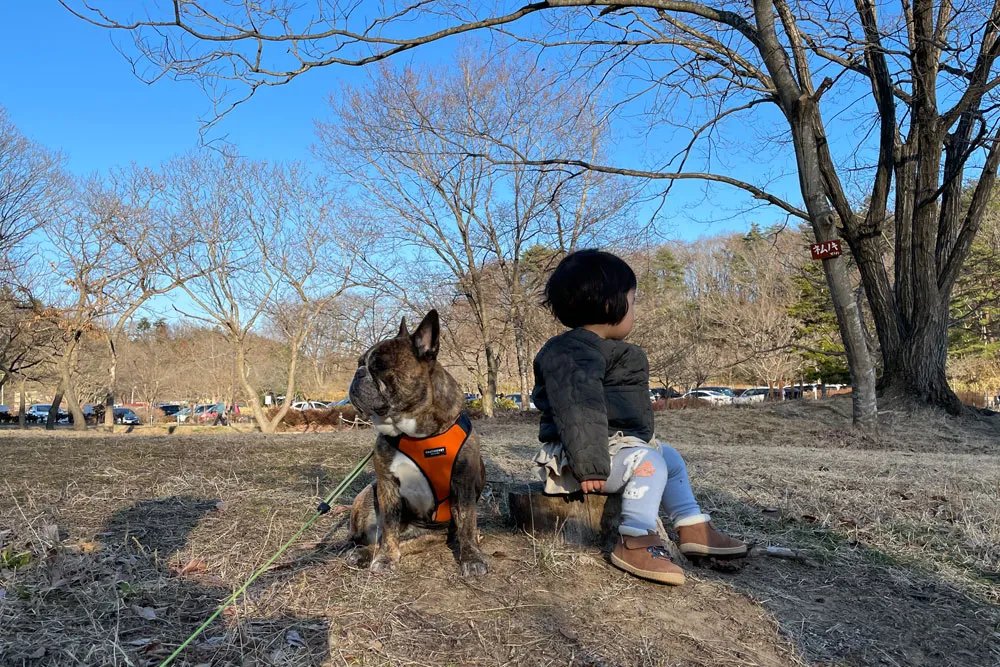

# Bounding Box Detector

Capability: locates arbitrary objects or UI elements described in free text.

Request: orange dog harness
[391,412,473,523]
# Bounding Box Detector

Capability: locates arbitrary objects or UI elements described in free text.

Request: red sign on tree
[810,239,843,260]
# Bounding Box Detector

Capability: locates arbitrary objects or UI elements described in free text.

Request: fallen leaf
[0,588,6,600]
[491,551,507,559]
[128,638,155,647]
[368,640,384,651]
[801,514,819,523]
[286,629,306,648]
[558,628,579,641]
[180,558,207,575]
[141,642,164,654]
[131,605,158,621]
[78,541,101,554]
[214,501,228,512]
[29,647,45,659]
[838,517,860,527]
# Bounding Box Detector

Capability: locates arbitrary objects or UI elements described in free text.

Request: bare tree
[317,52,631,414]
[712,229,803,391]
[91,0,1000,425]
[83,167,199,429]
[0,105,66,276]
[162,154,358,433]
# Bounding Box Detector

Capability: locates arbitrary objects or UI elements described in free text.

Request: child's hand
[581,479,606,494]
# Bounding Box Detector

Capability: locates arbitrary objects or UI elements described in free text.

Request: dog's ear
[411,310,440,361]
[397,317,408,338]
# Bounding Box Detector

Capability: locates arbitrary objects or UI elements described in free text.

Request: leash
[159,450,374,667]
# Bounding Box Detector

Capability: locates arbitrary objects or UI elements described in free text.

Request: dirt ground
[1,398,998,666]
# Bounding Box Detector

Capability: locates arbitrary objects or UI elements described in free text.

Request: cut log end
[507,481,622,551]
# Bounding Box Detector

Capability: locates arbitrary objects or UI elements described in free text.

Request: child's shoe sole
[609,552,686,585]
[679,543,747,557]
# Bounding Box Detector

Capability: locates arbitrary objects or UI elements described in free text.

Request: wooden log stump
[507,481,622,551]
[507,481,690,564]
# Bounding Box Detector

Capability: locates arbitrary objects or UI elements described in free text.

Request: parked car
[330,398,351,407]
[504,393,536,410]
[681,390,733,405]
[649,387,680,401]
[695,386,737,398]
[0,405,11,423]
[291,401,331,411]
[158,403,182,417]
[736,387,771,404]
[176,403,215,423]
[113,407,141,425]
[24,404,68,423]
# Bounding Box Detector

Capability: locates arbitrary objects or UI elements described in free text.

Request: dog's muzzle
[349,367,389,418]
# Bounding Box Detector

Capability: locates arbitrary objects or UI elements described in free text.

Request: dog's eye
[369,358,387,373]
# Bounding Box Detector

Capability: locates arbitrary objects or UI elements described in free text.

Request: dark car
[158,403,182,417]
[650,387,680,401]
[113,408,141,425]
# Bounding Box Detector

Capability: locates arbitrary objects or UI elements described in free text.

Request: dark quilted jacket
[531,328,654,482]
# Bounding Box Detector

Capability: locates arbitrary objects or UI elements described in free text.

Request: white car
[25,404,69,423]
[736,387,771,404]
[681,390,733,405]
[290,401,330,411]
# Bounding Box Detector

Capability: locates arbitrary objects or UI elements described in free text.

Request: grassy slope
[0,398,997,666]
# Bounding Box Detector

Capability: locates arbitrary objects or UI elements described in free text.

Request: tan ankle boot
[675,514,747,557]
[609,530,686,585]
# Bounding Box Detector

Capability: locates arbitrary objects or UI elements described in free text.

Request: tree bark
[236,340,295,433]
[46,386,63,430]
[483,343,499,416]
[18,376,25,429]
[104,337,117,431]
[508,482,623,551]
[512,315,532,411]
[881,306,961,412]
[752,0,878,427]
[59,333,87,431]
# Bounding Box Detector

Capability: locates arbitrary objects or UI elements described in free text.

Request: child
[531,249,746,585]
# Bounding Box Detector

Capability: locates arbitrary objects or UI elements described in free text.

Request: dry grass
[1,400,998,666]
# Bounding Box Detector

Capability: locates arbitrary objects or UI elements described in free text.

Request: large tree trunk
[104,337,117,431]
[483,343,499,417]
[512,315,532,411]
[236,341,291,433]
[59,356,87,432]
[750,0,878,428]
[880,305,961,412]
[46,386,63,430]
[18,376,25,429]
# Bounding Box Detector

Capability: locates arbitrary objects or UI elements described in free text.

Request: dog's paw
[459,550,489,577]
[370,552,399,574]
[345,546,373,568]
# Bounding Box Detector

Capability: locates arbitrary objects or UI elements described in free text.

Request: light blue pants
[602,445,702,533]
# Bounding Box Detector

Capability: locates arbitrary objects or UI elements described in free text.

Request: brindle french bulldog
[346,310,488,576]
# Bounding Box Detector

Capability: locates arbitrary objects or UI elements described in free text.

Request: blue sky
[0,3,802,242]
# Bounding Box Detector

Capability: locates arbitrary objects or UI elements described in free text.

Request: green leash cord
[159,450,374,667]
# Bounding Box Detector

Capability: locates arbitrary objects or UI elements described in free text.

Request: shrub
[655,397,712,410]
[265,405,369,431]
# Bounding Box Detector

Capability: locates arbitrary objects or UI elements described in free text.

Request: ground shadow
[692,487,1000,666]
[0,496,331,665]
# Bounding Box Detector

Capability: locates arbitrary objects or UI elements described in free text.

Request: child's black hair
[544,249,637,328]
